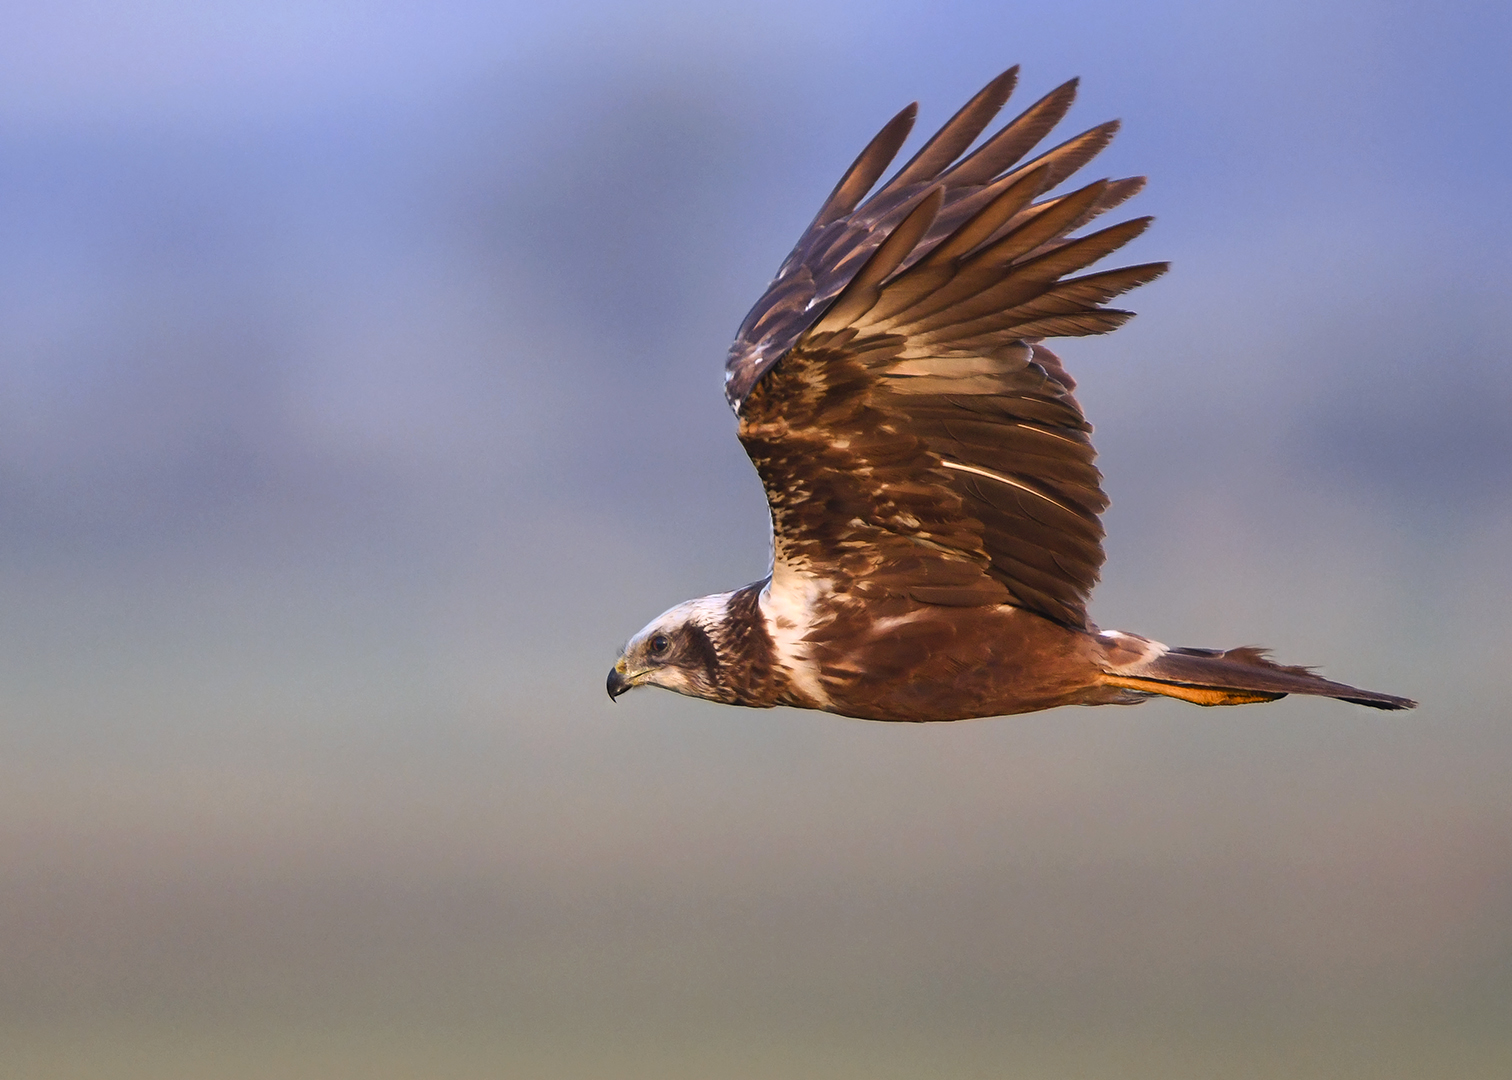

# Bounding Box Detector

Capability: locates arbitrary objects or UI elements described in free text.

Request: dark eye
[649,633,671,656]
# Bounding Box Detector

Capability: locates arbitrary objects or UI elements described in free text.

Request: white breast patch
[760,570,833,708]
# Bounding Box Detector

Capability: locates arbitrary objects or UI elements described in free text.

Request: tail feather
[1096,633,1417,711]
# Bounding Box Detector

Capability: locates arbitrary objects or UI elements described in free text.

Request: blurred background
[1,1,1509,1076]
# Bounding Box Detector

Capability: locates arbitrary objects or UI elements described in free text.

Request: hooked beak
[606,659,635,701]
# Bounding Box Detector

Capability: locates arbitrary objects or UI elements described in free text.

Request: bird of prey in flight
[607,67,1414,720]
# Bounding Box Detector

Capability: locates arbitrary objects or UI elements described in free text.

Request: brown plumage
[607,68,1415,719]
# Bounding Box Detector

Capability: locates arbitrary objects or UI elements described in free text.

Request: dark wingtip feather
[942,77,1082,188]
[814,186,946,332]
[1100,175,1146,209]
[885,67,1022,191]
[812,102,919,229]
[1001,120,1121,195]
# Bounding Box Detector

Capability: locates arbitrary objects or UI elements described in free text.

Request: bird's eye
[650,634,671,655]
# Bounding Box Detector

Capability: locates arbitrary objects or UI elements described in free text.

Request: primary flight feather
[607,67,1415,719]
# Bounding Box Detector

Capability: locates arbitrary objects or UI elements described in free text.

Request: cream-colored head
[607,592,735,703]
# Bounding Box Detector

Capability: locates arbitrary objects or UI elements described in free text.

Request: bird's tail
[1094,631,1416,710]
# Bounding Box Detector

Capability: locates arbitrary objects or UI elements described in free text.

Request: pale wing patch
[939,458,1076,515]
[881,374,1016,396]
[887,355,1013,378]
[864,609,937,637]
[1096,628,1170,672]
[1006,422,1085,447]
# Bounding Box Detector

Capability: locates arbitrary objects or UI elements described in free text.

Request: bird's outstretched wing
[730,70,1166,629]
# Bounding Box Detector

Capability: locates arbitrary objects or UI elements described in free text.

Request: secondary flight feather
[607,67,1415,719]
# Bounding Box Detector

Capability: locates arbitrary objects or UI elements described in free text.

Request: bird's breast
[758,571,835,709]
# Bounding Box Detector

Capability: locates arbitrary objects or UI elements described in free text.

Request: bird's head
[607,592,734,703]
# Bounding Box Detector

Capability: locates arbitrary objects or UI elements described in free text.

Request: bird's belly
[812,604,1101,722]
